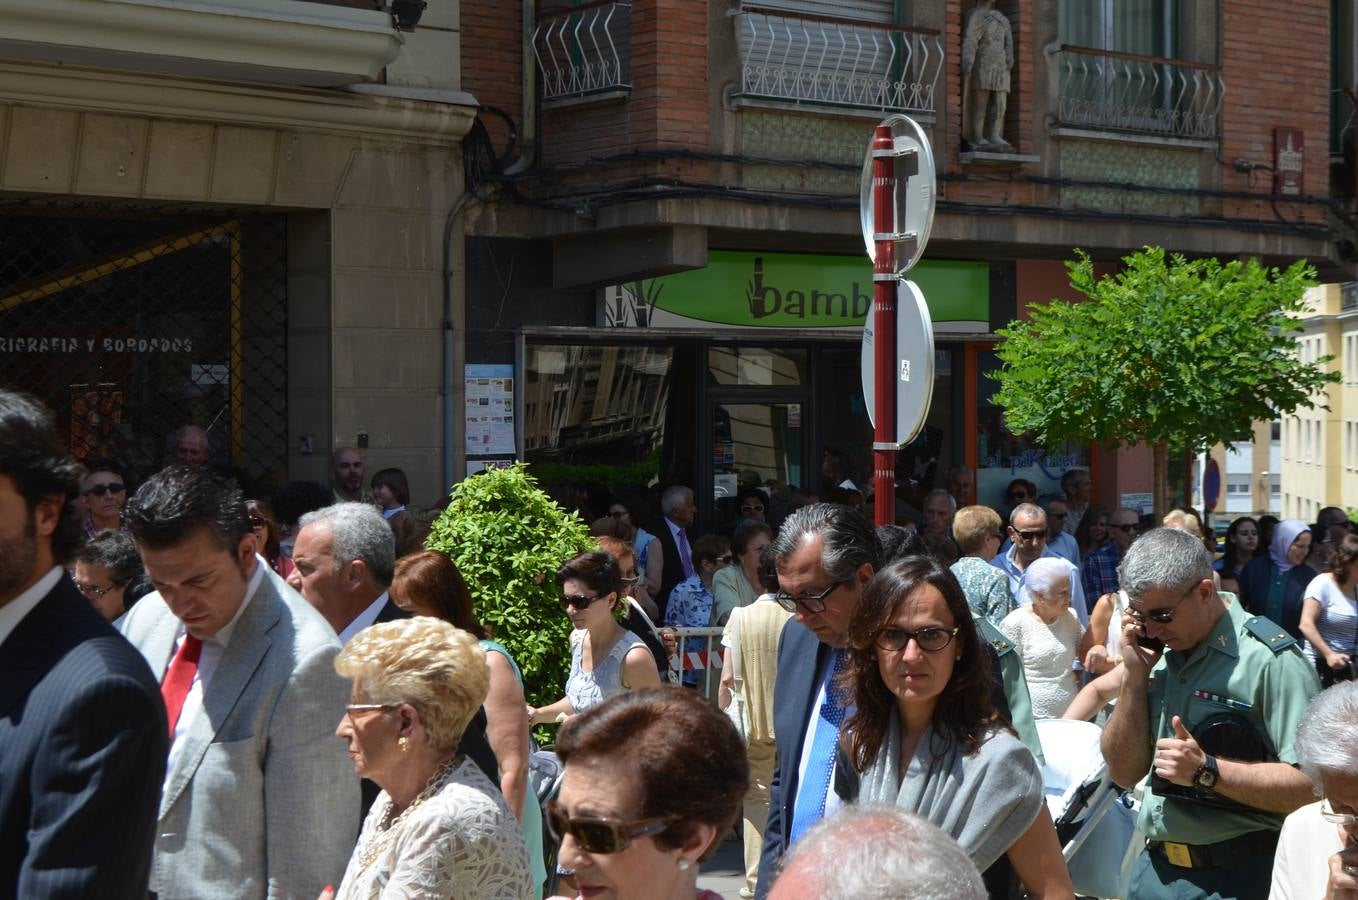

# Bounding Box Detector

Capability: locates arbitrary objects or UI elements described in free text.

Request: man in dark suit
[290,502,499,815]
[755,503,879,898]
[0,390,167,897]
[655,484,697,622]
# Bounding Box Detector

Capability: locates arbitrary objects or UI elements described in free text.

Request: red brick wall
[462,1,523,160]
[1220,0,1330,222]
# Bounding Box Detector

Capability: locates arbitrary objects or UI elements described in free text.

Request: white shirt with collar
[0,566,64,647]
[162,560,266,793]
[992,544,1089,627]
[337,591,390,646]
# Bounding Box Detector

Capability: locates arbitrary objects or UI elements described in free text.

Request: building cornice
[0,0,403,87]
[0,61,477,145]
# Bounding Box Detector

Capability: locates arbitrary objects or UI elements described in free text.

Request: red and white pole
[871,123,897,528]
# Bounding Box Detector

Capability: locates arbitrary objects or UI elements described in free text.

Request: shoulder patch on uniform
[972,615,1014,656]
[1242,616,1297,653]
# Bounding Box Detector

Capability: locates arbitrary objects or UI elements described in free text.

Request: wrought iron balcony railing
[1054,44,1223,141]
[733,5,942,115]
[533,1,631,102]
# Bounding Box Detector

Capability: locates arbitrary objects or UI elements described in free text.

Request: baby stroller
[1036,718,1141,899]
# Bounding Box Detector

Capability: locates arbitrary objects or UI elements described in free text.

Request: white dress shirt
[0,566,64,647]
[337,592,390,646]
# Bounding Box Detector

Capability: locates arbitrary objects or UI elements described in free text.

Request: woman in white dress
[1001,558,1092,719]
[330,617,532,900]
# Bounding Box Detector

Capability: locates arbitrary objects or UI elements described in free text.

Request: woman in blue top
[390,550,547,899]
[1239,518,1316,641]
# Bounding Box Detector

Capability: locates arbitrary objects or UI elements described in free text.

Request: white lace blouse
[336,757,533,900]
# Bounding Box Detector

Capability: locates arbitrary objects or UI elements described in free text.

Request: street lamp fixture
[388,0,426,32]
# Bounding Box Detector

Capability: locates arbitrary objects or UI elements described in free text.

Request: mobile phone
[1137,634,1165,652]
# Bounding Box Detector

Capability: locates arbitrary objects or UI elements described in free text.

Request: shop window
[0,206,288,494]
[707,347,808,387]
[522,343,673,482]
[975,348,1089,511]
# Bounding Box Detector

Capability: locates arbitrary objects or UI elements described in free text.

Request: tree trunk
[1152,441,1171,519]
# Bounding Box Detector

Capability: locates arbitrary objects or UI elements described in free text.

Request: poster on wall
[464,364,516,456]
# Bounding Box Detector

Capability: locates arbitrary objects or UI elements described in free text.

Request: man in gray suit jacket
[121,466,359,900]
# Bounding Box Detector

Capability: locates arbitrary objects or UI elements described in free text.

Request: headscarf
[1269,519,1310,573]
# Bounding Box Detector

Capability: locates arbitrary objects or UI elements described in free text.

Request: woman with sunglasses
[609,493,663,602]
[390,549,546,898]
[837,556,1073,899]
[246,498,295,579]
[1239,519,1317,642]
[1270,681,1358,900]
[529,551,662,727]
[548,686,747,900]
[330,617,532,899]
[79,460,128,538]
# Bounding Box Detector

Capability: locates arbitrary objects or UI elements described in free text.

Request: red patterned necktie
[161,635,203,736]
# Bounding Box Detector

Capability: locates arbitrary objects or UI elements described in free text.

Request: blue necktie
[789,649,849,845]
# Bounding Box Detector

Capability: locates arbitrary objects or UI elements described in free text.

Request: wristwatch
[1193,754,1220,792]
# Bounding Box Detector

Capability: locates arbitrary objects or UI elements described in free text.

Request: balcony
[533,1,631,104]
[732,5,942,117]
[1054,45,1223,142]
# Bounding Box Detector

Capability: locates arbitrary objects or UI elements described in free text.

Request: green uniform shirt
[1138,597,1320,844]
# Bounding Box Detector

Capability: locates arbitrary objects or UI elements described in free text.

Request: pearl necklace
[355,757,458,872]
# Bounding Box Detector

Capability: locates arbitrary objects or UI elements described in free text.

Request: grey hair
[76,529,144,584]
[1025,557,1069,599]
[1118,527,1211,601]
[1295,682,1358,790]
[1009,502,1044,527]
[924,488,957,512]
[769,502,880,582]
[660,484,694,517]
[774,805,986,900]
[298,502,396,587]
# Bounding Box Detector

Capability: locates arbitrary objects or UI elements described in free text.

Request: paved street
[697,833,748,899]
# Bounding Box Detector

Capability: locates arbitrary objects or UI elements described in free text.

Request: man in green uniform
[1102,528,1320,900]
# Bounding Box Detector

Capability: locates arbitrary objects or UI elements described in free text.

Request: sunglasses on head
[546,802,677,854]
[561,592,605,610]
[84,483,125,497]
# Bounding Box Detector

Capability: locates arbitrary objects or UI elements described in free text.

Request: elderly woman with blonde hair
[330,617,533,900]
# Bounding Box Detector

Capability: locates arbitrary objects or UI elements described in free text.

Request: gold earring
[398,736,409,753]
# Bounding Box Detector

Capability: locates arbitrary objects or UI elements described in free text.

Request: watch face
[1198,767,1218,788]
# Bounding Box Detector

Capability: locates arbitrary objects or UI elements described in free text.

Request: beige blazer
[121,565,359,900]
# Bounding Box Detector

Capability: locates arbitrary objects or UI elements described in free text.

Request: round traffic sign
[859,279,935,448]
[859,114,936,274]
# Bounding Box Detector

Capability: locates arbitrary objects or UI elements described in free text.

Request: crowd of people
[4,386,1358,900]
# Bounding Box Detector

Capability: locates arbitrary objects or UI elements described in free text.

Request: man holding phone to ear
[1102,528,1320,900]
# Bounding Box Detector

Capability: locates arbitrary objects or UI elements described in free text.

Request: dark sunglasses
[1011,529,1046,542]
[84,483,125,497]
[561,593,604,610]
[773,581,845,614]
[875,626,958,653]
[1127,584,1198,625]
[547,802,677,854]
[1110,523,1137,533]
[249,515,269,528]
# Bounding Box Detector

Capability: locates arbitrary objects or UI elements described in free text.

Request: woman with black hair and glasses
[528,551,662,727]
[835,555,1074,899]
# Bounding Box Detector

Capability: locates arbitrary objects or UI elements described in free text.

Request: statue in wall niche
[962,0,1014,153]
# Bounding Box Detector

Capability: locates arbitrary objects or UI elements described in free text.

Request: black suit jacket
[0,574,168,898]
[358,599,501,820]
[655,518,690,623]
[754,618,1012,898]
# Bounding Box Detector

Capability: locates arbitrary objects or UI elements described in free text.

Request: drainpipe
[442,191,475,494]
[505,0,538,174]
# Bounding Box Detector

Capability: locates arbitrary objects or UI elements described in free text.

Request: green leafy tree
[992,247,1338,515]
[425,463,595,711]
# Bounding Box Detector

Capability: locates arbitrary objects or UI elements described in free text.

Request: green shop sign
[601,250,990,332]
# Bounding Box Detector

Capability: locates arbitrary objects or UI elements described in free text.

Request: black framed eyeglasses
[773,581,845,614]
[75,578,130,599]
[546,802,678,854]
[83,483,125,497]
[875,626,959,653]
[561,593,603,610]
[1127,584,1199,625]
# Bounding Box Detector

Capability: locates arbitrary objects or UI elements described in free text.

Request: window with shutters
[1054,0,1222,140]
[732,0,943,115]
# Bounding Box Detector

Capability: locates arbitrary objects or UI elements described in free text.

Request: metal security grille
[0,203,289,496]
